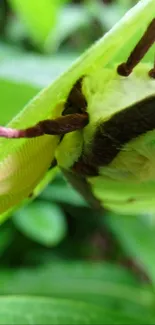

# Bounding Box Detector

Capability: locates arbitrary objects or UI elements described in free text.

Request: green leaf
[0,43,76,88]
[46,5,93,52]
[0,78,39,125]
[0,296,106,325]
[0,43,75,125]
[106,213,155,284]
[0,296,154,325]
[13,201,67,246]
[41,182,87,207]
[87,0,127,31]
[8,0,66,49]
[0,226,14,257]
[0,0,154,221]
[0,262,152,310]
[0,262,155,323]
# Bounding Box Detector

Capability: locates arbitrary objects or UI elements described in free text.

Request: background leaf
[106,213,155,284]
[0,295,154,325]
[8,0,68,49]
[0,296,107,325]
[13,201,67,246]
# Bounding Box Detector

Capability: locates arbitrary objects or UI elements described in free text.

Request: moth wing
[0,134,60,217]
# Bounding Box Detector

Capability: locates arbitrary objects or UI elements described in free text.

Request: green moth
[1,19,155,216]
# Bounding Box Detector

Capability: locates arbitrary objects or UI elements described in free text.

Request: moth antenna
[117,18,155,76]
[149,55,155,78]
[0,113,88,139]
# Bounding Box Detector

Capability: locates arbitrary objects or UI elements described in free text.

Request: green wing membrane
[0,100,64,219]
[84,64,155,215]
[0,135,59,215]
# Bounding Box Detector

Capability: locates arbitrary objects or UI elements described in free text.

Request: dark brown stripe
[74,95,155,175]
[63,77,87,116]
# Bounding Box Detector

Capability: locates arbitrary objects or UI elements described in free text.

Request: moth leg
[0,113,88,139]
[117,18,155,77]
[62,168,103,212]
[149,56,155,78]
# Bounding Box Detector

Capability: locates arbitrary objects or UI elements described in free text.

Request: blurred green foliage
[0,0,155,324]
